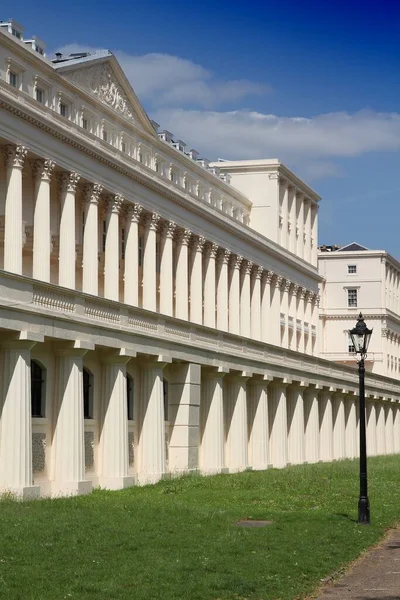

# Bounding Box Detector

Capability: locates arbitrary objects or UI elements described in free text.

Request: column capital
[243,260,253,275]
[174,227,191,246]
[255,266,264,280]
[264,270,274,285]
[273,274,283,289]
[204,241,218,258]
[125,202,142,223]
[217,248,231,265]
[83,182,103,204]
[162,220,177,239]
[58,171,80,194]
[142,212,161,231]
[300,287,308,300]
[105,194,124,214]
[31,158,55,182]
[231,254,243,270]
[190,234,206,252]
[283,279,291,293]
[291,283,300,296]
[4,145,28,169]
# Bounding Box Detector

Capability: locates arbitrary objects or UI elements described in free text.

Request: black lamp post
[349,313,373,525]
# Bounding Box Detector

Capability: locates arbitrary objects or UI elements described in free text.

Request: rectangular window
[9,71,18,88]
[138,235,143,267]
[121,141,126,153]
[348,264,357,274]
[82,118,88,130]
[35,87,44,103]
[347,288,358,307]
[60,102,68,117]
[102,129,108,142]
[348,334,355,353]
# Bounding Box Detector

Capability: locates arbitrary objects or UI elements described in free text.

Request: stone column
[304,198,312,263]
[345,395,357,459]
[304,387,320,463]
[366,399,377,457]
[216,249,230,332]
[159,221,175,317]
[385,404,394,455]
[281,279,291,349]
[287,385,305,465]
[270,276,283,346]
[247,377,269,470]
[311,205,318,266]
[32,159,55,282]
[52,343,92,496]
[280,182,289,248]
[305,291,313,354]
[124,203,142,306]
[393,404,400,454]
[142,213,160,312]
[268,381,288,468]
[319,390,334,462]
[0,337,41,499]
[190,235,205,325]
[225,373,249,472]
[261,271,273,343]
[200,369,226,474]
[229,255,242,335]
[288,186,296,254]
[104,195,123,301]
[58,172,80,289]
[376,402,386,455]
[167,364,200,473]
[3,145,27,274]
[240,260,252,338]
[82,183,102,295]
[296,193,304,259]
[137,359,167,484]
[203,243,218,328]
[99,350,135,489]
[175,228,191,320]
[333,393,346,459]
[250,267,262,341]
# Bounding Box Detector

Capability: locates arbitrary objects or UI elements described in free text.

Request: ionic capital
[58,171,80,194]
[31,158,55,181]
[4,145,28,169]
[83,183,103,205]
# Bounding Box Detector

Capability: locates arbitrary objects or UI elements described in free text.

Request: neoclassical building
[319,242,400,377]
[0,20,399,498]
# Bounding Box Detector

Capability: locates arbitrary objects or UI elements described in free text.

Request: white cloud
[55,44,269,108]
[55,44,400,180]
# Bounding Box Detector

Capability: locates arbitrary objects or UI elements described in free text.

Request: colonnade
[0,337,398,498]
[2,145,319,353]
[278,178,318,267]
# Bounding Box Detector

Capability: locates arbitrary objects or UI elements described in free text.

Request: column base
[200,466,227,476]
[227,465,248,474]
[3,485,40,500]
[251,464,268,471]
[98,476,135,490]
[51,479,92,497]
[136,472,165,486]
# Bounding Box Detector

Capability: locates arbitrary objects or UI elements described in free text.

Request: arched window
[163,379,169,421]
[31,360,45,417]
[83,368,93,419]
[127,374,134,421]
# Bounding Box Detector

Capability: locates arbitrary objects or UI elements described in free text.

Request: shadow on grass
[334,512,358,523]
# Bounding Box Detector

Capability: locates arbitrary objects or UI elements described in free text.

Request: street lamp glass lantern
[349,312,373,356]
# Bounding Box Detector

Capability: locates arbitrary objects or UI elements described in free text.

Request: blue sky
[6,0,400,256]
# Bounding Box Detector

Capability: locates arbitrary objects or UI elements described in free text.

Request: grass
[1,456,400,600]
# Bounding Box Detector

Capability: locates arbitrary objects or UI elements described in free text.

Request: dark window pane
[31,360,44,417]
[83,368,92,419]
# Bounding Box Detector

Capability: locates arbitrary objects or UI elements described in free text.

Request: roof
[337,242,369,252]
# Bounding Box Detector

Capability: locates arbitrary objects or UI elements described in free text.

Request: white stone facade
[0,23,399,498]
[319,243,400,377]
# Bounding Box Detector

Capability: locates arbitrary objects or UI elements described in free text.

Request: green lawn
[1,456,400,600]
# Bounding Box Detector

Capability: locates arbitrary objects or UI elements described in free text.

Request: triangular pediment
[56,55,156,136]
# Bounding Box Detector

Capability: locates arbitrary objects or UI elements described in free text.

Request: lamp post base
[358,496,370,525]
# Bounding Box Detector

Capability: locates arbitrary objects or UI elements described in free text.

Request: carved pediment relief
[63,62,139,123]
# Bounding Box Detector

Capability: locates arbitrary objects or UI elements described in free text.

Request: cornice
[0,92,321,285]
